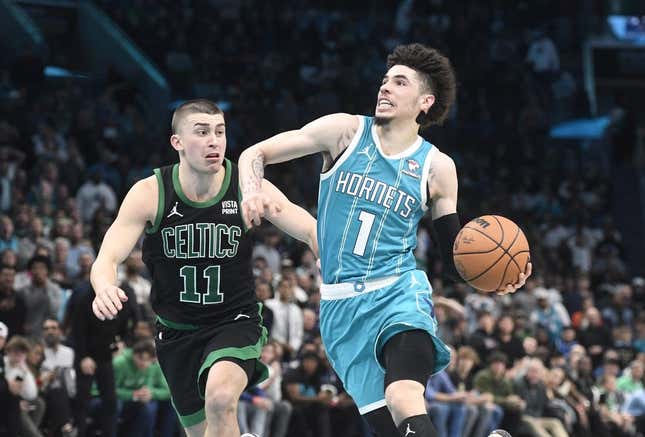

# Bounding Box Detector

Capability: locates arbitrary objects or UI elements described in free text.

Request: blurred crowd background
[1,0,644,436]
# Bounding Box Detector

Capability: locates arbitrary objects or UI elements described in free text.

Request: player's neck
[177,162,226,202]
[374,120,419,156]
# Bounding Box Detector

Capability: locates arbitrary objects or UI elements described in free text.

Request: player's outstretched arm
[90,177,156,320]
[261,179,318,257]
[238,113,358,228]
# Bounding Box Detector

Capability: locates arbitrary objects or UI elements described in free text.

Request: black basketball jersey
[142,159,255,326]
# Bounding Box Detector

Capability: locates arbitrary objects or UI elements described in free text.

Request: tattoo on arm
[243,151,265,195]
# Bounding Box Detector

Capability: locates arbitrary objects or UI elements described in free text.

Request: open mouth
[376,98,394,109]
[205,153,220,160]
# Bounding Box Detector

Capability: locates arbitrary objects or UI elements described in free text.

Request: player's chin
[373,113,393,126]
[204,159,223,172]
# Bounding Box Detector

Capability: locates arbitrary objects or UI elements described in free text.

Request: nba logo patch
[402,159,421,179]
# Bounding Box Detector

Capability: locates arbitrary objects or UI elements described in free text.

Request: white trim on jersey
[320,115,365,181]
[358,399,388,415]
[420,146,438,212]
[371,124,423,160]
[320,275,399,300]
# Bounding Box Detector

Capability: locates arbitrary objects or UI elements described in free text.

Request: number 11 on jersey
[179,265,223,304]
[352,210,376,256]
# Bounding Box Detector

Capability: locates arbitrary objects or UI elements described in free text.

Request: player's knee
[204,383,239,416]
[384,379,425,411]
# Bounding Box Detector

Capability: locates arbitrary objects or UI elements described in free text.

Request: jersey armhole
[320,115,364,181]
[420,146,437,212]
[145,168,164,234]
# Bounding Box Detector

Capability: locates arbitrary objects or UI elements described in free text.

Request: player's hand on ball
[497,262,532,296]
[241,192,282,228]
[92,284,128,320]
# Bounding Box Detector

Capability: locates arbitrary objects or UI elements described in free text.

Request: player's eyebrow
[382,74,411,83]
[193,122,226,128]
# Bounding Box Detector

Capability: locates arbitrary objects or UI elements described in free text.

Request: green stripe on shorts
[197,303,269,398]
[156,315,199,331]
[175,404,205,428]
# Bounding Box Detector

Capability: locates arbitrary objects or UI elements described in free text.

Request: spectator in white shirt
[75,170,117,223]
[265,278,303,361]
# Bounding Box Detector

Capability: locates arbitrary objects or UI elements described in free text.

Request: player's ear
[170,134,183,151]
[420,93,435,114]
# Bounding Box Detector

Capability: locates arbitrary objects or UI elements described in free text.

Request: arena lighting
[44,65,88,79]
[549,116,611,140]
[608,15,645,43]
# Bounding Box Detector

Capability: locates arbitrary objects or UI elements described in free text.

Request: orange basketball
[452,215,530,292]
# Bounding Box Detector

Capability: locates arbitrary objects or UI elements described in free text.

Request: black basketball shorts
[154,302,268,428]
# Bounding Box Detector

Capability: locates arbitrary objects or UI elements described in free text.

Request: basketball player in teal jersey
[90,99,318,437]
[239,44,531,437]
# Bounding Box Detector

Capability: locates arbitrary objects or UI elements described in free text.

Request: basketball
[453,215,530,292]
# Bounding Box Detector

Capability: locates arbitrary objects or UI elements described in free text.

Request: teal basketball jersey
[318,115,437,284]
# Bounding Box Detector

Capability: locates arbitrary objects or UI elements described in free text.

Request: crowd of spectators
[0,0,643,436]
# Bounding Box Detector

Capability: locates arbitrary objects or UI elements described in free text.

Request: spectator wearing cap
[18,255,63,339]
[0,263,26,337]
[464,289,498,334]
[530,287,571,342]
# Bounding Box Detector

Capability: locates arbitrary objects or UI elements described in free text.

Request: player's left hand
[241,192,282,228]
[497,262,532,296]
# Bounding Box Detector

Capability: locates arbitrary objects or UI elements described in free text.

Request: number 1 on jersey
[179,265,223,304]
[352,210,376,256]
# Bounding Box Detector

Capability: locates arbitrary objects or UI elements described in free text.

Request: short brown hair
[171,99,223,134]
[387,43,457,128]
[5,336,31,354]
[133,340,156,358]
[457,346,480,365]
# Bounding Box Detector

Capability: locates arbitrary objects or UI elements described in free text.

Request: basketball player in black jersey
[90,99,318,437]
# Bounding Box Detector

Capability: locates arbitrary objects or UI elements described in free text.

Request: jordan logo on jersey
[167,202,183,218]
[357,145,373,160]
[401,159,421,179]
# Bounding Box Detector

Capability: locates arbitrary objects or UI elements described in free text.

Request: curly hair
[387,43,457,127]
[171,98,223,134]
